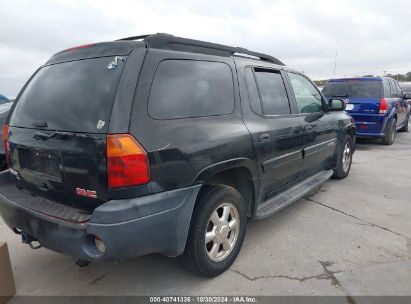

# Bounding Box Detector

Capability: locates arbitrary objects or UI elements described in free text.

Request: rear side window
[10,56,126,133]
[148,60,234,119]
[244,68,262,114]
[252,69,291,115]
[389,81,400,98]
[322,79,381,98]
[394,82,403,96]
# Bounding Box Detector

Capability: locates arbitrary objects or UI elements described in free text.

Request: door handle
[258,133,271,143]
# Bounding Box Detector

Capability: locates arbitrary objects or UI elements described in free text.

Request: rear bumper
[350,113,388,138]
[0,171,201,261]
[355,130,385,138]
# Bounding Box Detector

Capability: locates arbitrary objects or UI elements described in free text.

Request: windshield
[322,80,381,98]
[10,56,126,133]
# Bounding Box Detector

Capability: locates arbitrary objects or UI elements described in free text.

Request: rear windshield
[322,80,381,98]
[10,56,126,133]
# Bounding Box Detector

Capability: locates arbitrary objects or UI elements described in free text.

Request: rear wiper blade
[332,94,349,98]
[32,120,48,128]
[33,131,57,140]
[33,130,100,140]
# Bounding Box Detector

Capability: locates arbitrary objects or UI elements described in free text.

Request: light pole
[333,51,338,76]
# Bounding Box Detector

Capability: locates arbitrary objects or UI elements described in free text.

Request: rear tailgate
[8,128,107,211]
[345,97,381,119]
[6,53,129,212]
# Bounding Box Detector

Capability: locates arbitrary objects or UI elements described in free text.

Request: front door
[285,72,338,177]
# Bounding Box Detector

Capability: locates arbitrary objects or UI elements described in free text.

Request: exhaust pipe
[19,231,42,250]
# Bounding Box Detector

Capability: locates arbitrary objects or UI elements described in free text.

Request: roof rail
[116,34,153,41]
[116,33,285,66]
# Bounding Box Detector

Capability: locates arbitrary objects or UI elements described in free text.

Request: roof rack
[117,33,285,66]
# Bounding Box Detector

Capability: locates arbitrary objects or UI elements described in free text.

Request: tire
[399,116,409,132]
[332,134,353,179]
[182,185,247,277]
[382,118,397,145]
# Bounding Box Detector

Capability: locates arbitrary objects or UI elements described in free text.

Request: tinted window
[10,57,126,133]
[394,82,403,96]
[322,79,381,98]
[148,60,234,119]
[383,79,391,98]
[288,73,323,113]
[245,68,262,114]
[389,81,399,98]
[253,69,290,115]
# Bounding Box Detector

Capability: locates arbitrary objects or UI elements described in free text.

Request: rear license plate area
[19,148,62,179]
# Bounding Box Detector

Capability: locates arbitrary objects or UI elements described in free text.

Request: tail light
[379,98,388,114]
[3,124,9,164]
[106,134,150,188]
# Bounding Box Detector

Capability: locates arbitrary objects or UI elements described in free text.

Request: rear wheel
[182,185,246,277]
[382,118,397,145]
[332,134,353,179]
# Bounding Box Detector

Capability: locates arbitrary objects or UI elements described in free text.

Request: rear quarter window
[148,60,234,119]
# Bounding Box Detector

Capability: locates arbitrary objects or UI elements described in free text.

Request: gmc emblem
[75,188,97,199]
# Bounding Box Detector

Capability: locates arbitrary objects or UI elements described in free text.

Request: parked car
[0,101,12,171]
[323,77,410,145]
[0,94,10,104]
[0,34,355,276]
[399,82,411,107]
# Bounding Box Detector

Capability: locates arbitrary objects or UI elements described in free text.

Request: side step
[255,170,333,220]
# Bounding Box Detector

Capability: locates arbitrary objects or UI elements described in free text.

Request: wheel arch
[193,160,259,217]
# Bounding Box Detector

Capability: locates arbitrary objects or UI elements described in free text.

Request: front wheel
[332,135,353,179]
[181,185,246,277]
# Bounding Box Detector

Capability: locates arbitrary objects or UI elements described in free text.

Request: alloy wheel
[205,203,240,262]
[342,142,351,172]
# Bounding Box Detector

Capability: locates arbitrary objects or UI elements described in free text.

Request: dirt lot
[1,131,410,297]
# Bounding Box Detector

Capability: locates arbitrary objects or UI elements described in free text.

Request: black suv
[0,34,355,277]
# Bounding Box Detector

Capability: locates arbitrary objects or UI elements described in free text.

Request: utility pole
[333,51,338,76]
[383,70,386,76]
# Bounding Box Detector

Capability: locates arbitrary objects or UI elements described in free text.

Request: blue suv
[323,77,410,145]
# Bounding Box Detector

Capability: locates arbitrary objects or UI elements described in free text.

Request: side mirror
[328,98,346,111]
[404,92,411,99]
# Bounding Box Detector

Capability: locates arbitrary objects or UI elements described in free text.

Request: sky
[1,0,410,97]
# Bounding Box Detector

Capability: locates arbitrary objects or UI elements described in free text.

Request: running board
[255,170,333,220]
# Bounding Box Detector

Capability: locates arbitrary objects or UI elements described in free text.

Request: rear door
[285,72,338,176]
[240,66,303,199]
[7,55,129,211]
